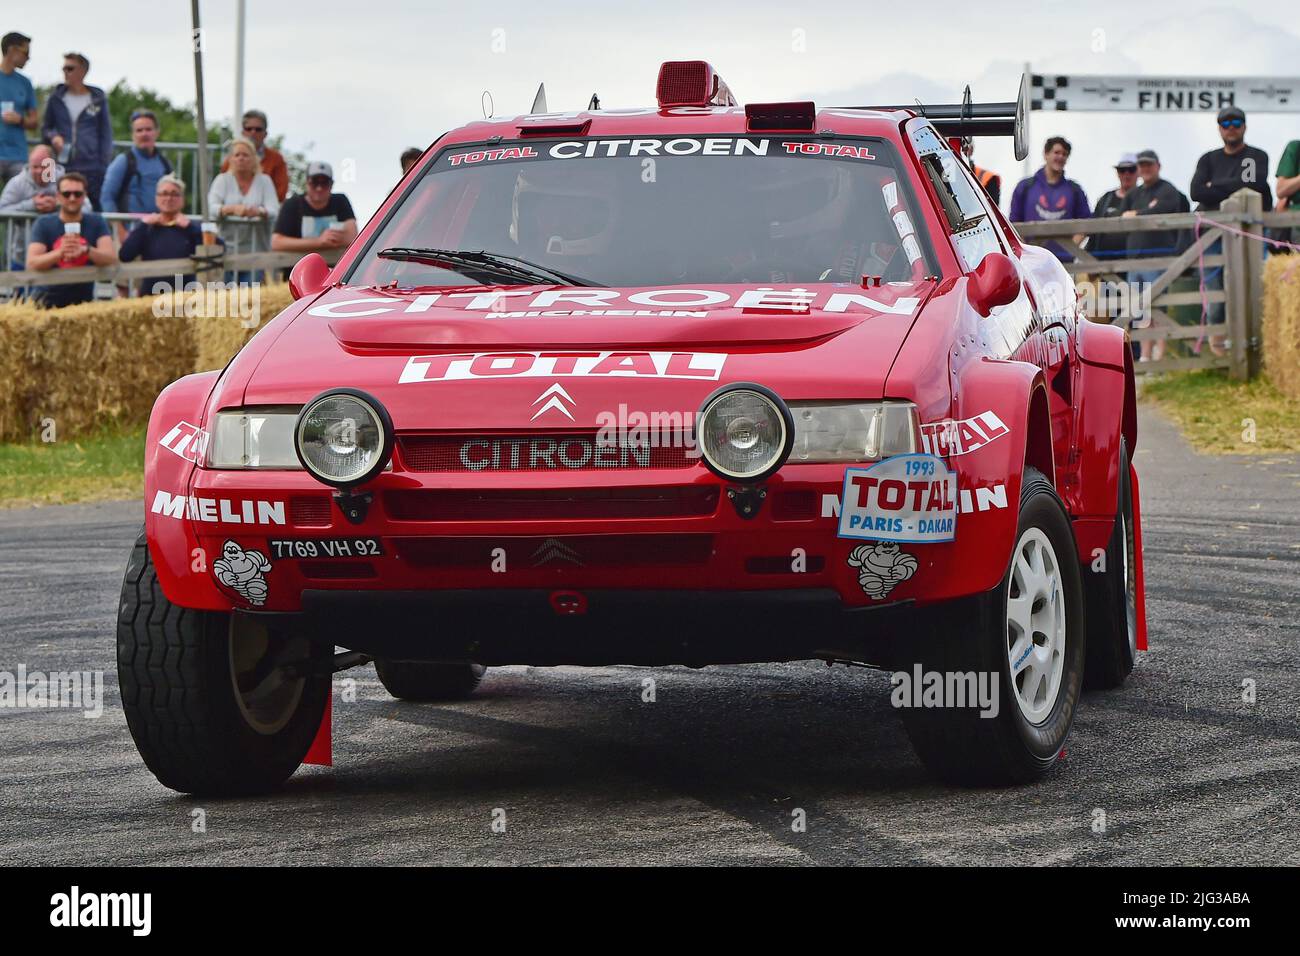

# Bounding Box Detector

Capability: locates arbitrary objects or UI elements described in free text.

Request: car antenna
[530,82,548,114]
[481,90,494,118]
[588,92,601,110]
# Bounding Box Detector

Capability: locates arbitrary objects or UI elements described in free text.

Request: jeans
[1127,268,1163,361]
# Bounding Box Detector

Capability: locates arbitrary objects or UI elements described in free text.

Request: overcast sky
[8,0,1297,220]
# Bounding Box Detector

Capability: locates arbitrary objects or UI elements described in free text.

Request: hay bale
[1263,256,1300,401]
[0,282,297,442]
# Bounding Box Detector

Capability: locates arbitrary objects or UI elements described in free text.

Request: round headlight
[697,383,794,482]
[295,389,393,487]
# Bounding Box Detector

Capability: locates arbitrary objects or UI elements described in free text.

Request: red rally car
[118,62,1146,795]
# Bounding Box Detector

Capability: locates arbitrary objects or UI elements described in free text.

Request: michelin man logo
[214,540,272,606]
[847,542,918,600]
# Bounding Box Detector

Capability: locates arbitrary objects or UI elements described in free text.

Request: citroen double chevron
[118,62,1147,794]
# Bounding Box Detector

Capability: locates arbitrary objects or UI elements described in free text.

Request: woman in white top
[207,137,279,252]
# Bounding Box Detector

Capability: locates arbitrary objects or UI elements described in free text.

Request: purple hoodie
[1009,167,1091,261]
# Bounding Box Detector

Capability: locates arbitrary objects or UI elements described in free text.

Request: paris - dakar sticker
[837,453,957,544]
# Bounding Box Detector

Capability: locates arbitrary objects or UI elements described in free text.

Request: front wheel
[893,469,1086,785]
[117,531,330,795]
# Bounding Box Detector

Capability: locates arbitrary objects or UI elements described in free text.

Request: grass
[0,426,145,508]
[1142,370,1300,454]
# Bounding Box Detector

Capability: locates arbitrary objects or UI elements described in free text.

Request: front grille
[290,495,332,527]
[399,434,697,474]
[384,486,719,522]
[394,534,714,569]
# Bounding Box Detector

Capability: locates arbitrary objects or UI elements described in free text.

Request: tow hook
[550,590,588,616]
[725,484,766,519]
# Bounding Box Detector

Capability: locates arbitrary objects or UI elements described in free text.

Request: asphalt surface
[1,405,1297,865]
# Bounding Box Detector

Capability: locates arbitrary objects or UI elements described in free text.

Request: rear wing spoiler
[838,76,1030,161]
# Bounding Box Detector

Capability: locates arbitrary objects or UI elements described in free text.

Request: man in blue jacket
[1009,136,1091,261]
[100,109,172,236]
[41,52,113,207]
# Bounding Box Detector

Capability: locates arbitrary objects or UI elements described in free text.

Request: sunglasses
[61,65,77,73]
[1220,119,1244,128]
[59,190,85,198]
[308,177,332,187]
[243,126,265,134]
[1116,166,1137,173]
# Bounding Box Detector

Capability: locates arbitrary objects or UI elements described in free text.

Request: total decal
[919,411,1010,457]
[824,456,1010,540]
[306,287,921,320]
[157,421,209,463]
[836,453,958,544]
[399,350,726,384]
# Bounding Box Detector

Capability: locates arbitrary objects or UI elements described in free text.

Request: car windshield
[347,135,938,288]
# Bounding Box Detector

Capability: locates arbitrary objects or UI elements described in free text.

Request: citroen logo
[531,382,576,421]
[531,538,583,567]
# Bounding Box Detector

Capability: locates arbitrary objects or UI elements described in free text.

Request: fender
[143,370,232,610]
[921,357,1054,598]
[1071,319,1137,560]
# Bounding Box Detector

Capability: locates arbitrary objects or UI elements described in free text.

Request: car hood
[238,282,934,429]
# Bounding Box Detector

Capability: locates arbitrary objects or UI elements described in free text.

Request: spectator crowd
[0,29,357,309]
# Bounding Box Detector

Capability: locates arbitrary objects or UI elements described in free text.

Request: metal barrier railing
[26,138,226,216]
[0,211,290,300]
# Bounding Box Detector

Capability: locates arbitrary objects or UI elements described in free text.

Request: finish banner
[1030,74,1300,113]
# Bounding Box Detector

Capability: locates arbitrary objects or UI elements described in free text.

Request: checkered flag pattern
[1031,75,1069,111]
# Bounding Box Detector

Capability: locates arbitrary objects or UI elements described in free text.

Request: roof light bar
[656,60,737,109]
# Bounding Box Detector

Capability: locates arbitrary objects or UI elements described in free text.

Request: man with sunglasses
[1190,106,1271,346]
[0,32,38,187]
[40,52,112,206]
[219,109,288,201]
[25,171,116,309]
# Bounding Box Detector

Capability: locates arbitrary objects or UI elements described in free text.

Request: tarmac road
[1,405,1297,865]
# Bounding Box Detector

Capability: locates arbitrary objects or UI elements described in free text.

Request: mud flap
[1131,464,1148,652]
[302,692,332,767]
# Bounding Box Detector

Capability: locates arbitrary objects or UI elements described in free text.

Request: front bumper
[148,449,1019,626]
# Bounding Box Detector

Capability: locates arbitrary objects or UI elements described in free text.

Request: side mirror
[967,252,1021,317]
[289,253,331,300]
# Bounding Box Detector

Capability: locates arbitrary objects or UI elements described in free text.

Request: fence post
[1221,192,1249,381]
[1240,190,1265,379]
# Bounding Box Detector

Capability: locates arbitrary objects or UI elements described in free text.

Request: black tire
[1083,437,1138,690]
[117,530,330,796]
[893,469,1086,785]
[374,659,486,701]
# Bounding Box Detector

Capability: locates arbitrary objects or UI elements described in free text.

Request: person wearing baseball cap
[1190,106,1272,350]
[1089,153,1140,261]
[271,159,357,254]
[1121,149,1191,362]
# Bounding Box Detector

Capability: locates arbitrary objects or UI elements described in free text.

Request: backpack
[115,149,173,213]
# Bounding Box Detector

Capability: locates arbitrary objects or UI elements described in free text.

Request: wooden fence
[1015,189,1300,380]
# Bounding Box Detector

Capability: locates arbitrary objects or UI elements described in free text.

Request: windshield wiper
[377,247,600,288]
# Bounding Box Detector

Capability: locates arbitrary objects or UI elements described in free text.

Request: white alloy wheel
[1006,526,1067,725]
[229,614,308,736]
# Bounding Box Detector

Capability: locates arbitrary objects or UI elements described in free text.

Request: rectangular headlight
[787,401,919,463]
[206,410,301,469]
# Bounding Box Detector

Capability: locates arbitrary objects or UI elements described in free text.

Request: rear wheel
[375,659,486,701]
[1083,437,1138,689]
[893,469,1086,785]
[117,531,330,795]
